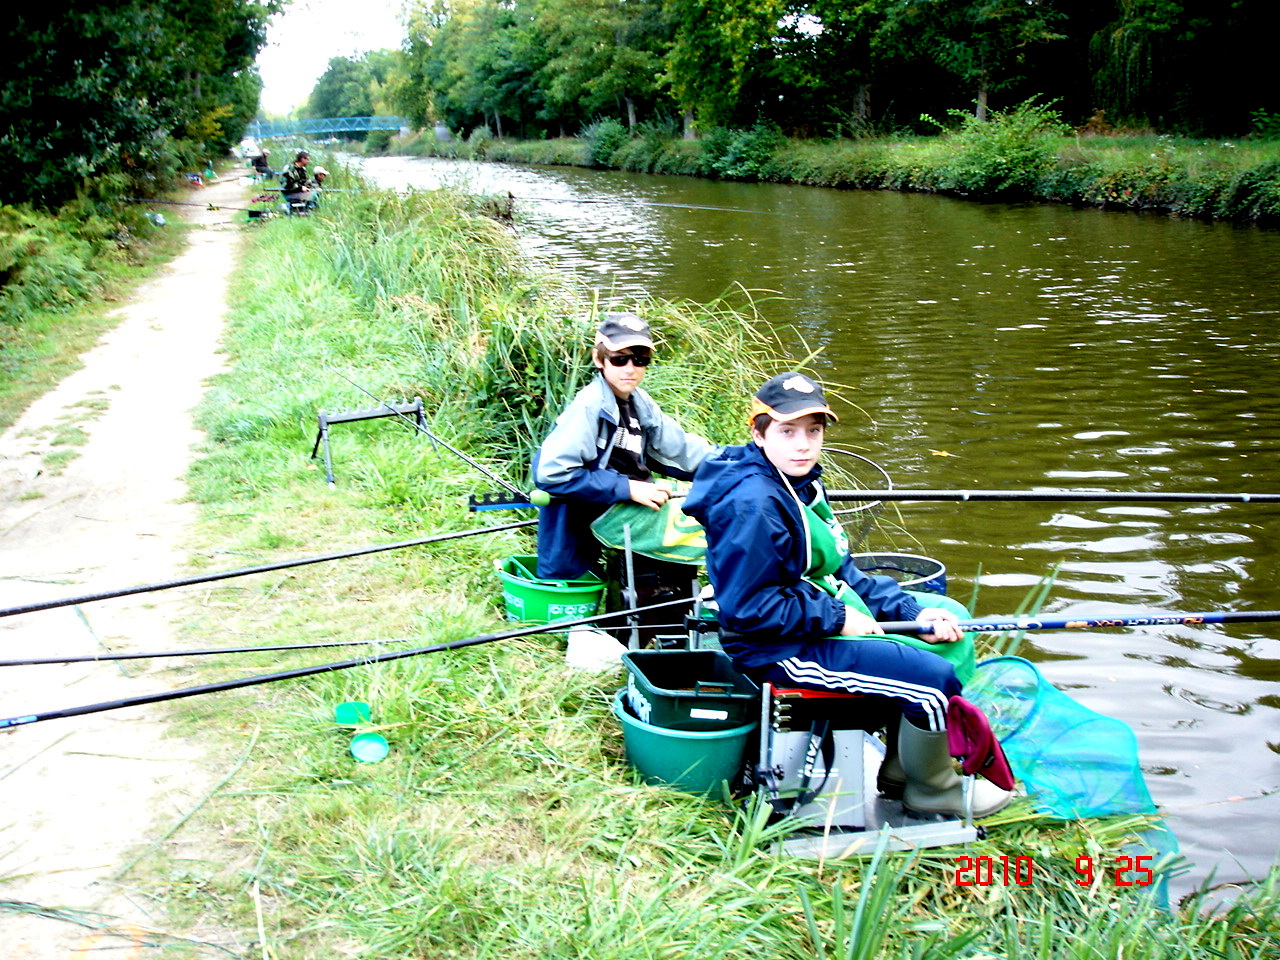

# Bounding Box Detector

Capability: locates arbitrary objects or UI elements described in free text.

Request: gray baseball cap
[595,312,653,352]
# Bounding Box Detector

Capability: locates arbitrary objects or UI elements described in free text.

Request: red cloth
[947,696,1016,791]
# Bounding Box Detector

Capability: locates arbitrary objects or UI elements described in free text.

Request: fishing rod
[825,489,1280,504]
[335,373,527,499]
[469,487,1280,511]
[121,197,263,213]
[0,518,534,620]
[0,621,690,668]
[0,636,424,668]
[879,609,1280,636]
[0,598,691,730]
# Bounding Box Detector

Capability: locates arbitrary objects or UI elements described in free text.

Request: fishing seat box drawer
[621,650,759,731]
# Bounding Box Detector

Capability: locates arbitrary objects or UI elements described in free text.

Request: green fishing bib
[590,478,705,564]
[801,488,975,683]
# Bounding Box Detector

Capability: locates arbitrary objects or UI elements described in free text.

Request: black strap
[793,719,837,808]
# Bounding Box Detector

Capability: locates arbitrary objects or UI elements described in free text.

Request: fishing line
[0,519,535,620]
[516,196,779,215]
[0,598,691,730]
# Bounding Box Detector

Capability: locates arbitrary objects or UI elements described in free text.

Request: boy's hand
[628,480,671,510]
[916,607,964,643]
[839,610,885,636]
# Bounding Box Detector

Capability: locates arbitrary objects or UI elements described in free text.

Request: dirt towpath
[0,176,255,959]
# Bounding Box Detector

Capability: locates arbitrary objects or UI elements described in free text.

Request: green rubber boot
[876,721,905,799]
[898,717,1012,819]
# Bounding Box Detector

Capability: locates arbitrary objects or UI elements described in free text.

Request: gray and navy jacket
[681,442,924,670]
[533,374,716,579]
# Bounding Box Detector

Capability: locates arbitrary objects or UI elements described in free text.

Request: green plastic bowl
[612,690,755,794]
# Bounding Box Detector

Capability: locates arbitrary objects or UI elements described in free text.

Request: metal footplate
[758,683,980,858]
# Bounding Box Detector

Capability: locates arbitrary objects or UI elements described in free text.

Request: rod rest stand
[311,397,427,485]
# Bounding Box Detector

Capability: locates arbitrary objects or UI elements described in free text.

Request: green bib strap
[798,492,975,682]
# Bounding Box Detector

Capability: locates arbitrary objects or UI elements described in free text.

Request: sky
[256,0,410,116]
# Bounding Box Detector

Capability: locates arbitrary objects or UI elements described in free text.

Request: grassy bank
[396,105,1280,227]
[139,175,1280,958]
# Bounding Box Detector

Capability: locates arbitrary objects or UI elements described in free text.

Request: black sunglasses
[605,353,651,367]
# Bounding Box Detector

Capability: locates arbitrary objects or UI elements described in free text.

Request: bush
[611,118,680,174]
[464,125,493,160]
[1250,109,1280,141]
[927,99,1070,196]
[702,123,787,180]
[0,204,108,325]
[1214,158,1280,222]
[365,129,392,154]
[580,118,629,168]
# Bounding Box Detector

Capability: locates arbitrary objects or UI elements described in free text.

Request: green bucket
[494,555,605,624]
[612,690,756,794]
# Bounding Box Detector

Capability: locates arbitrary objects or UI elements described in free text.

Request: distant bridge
[247,116,411,140]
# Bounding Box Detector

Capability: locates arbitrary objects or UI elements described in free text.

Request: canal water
[361,156,1280,896]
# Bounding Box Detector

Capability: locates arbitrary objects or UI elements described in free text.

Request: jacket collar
[590,372,656,426]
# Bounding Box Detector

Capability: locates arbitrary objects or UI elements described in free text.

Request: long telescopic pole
[476,488,1280,510]
[879,609,1280,636]
[0,519,535,620]
[825,489,1280,503]
[0,599,690,730]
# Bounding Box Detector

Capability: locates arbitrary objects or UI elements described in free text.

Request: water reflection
[361,156,1280,894]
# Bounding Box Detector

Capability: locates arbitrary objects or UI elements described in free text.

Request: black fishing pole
[0,598,690,730]
[469,487,1280,511]
[334,372,528,499]
[0,636,424,668]
[121,197,264,213]
[0,518,534,620]
[879,609,1280,635]
[0,622,690,668]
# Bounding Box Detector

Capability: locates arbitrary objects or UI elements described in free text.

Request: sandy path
[0,176,255,958]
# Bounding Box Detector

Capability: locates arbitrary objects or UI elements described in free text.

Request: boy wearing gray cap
[532,312,717,627]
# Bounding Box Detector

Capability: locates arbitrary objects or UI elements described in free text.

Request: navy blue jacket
[681,443,924,669]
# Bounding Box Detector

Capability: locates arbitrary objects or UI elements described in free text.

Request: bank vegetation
[399,100,1280,227]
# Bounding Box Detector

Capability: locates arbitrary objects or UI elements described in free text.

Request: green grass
[99,171,1280,958]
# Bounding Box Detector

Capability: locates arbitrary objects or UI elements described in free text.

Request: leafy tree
[1089,0,1273,135]
[304,49,406,131]
[663,0,786,133]
[409,0,547,137]
[535,0,672,129]
[879,0,1065,120]
[1,0,277,208]
[759,1,891,134]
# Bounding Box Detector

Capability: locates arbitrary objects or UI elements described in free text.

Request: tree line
[2,1,278,209]
[395,0,1272,141]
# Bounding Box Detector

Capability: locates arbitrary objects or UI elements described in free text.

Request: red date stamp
[954,855,1156,887]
